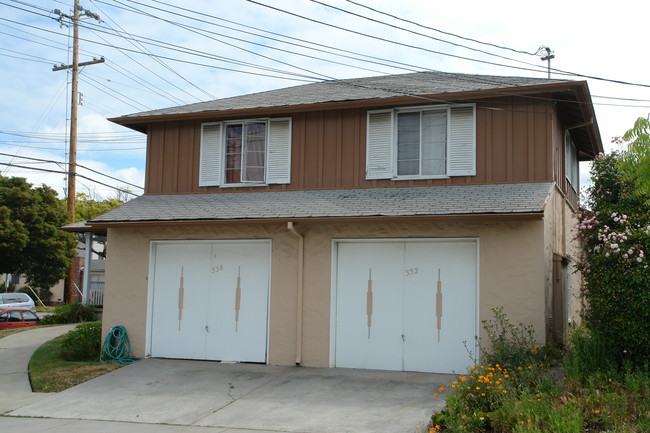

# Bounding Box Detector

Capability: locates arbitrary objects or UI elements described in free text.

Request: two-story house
[85,71,602,374]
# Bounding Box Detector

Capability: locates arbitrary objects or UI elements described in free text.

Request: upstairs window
[225,122,266,184]
[199,118,291,187]
[565,131,579,190]
[366,104,476,180]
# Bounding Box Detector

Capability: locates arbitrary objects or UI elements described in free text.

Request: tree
[575,152,650,367]
[616,115,650,197]
[74,192,122,222]
[0,176,77,288]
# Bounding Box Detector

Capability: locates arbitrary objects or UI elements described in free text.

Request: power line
[89,0,210,102]
[344,0,541,56]
[0,151,143,189]
[310,0,547,71]
[0,162,139,196]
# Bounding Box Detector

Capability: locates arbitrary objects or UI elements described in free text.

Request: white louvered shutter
[266,118,292,184]
[448,106,476,176]
[199,123,222,187]
[366,110,394,179]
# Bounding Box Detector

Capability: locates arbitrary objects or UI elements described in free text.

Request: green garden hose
[100,325,139,364]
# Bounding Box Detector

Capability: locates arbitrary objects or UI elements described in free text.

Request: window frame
[199,117,292,188]
[565,130,579,190]
[366,103,476,181]
[394,105,450,180]
[222,119,269,186]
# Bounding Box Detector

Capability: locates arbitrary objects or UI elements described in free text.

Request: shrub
[60,321,102,361]
[563,326,617,380]
[575,152,650,368]
[40,302,96,325]
[480,306,548,371]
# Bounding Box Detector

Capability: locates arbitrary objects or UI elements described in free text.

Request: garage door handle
[401,334,405,342]
[205,325,209,332]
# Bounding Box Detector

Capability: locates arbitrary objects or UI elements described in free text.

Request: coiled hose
[100,325,139,364]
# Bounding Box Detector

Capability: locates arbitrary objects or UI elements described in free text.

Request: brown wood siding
[144,97,557,195]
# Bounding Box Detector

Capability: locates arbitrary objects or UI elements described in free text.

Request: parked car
[0,292,36,313]
[0,307,40,330]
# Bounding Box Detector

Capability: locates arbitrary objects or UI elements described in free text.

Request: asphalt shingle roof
[90,183,554,224]
[116,71,569,119]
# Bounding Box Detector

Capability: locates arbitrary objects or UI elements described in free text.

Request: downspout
[287,222,304,365]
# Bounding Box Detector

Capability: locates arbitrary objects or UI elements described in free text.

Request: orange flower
[594,409,601,414]
[433,393,438,398]
[438,386,445,393]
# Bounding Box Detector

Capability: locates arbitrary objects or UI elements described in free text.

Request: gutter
[287,221,304,366]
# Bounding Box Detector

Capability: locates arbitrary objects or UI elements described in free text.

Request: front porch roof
[86,183,554,226]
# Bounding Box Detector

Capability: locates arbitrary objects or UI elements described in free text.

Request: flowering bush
[575,152,650,367]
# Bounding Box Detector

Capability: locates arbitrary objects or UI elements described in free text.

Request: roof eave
[88,211,545,229]
[108,81,585,132]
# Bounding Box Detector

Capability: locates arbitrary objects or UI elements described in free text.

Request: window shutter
[366,110,394,179]
[266,118,292,184]
[199,123,222,187]
[448,106,476,176]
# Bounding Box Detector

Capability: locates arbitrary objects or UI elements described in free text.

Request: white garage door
[333,239,478,374]
[148,240,270,363]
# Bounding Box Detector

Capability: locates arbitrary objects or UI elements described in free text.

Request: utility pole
[52,1,103,303]
[539,46,555,79]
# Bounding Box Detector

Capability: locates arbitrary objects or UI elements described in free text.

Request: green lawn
[29,334,122,392]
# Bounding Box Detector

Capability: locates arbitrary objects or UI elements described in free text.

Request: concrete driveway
[7,358,450,433]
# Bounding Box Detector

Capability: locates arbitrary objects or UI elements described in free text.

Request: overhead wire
[0,161,139,195]
[89,0,211,102]
[310,0,549,71]
[344,0,541,56]
[0,152,144,190]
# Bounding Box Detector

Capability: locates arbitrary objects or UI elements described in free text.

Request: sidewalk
[0,324,76,414]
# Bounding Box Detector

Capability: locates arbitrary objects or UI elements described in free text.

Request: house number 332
[404,267,419,276]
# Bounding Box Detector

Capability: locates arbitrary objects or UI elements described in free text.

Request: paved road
[0,326,450,433]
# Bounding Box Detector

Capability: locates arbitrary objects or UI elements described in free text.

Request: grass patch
[0,327,36,340]
[36,305,56,313]
[29,333,122,392]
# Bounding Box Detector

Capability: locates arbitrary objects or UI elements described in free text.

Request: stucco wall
[104,217,546,368]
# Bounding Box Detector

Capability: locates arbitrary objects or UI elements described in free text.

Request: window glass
[565,131,579,187]
[243,122,266,182]
[225,122,267,184]
[23,311,38,322]
[0,313,7,322]
[421,110,447,175]
[397,112,420,175]
[8,311,22,322]
[225,124,243,184]
[397,109,447,176]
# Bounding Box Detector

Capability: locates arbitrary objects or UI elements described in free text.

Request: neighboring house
[82,71,602,374]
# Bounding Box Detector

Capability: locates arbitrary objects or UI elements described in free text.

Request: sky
[1,0,648,200]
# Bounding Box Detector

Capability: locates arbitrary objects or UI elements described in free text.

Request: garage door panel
[150,241,270,363]
[335,243,403,370]
[150,243,212,359]
[206,242,270,362]
[334,239,478,374]
[403,241,477,373]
